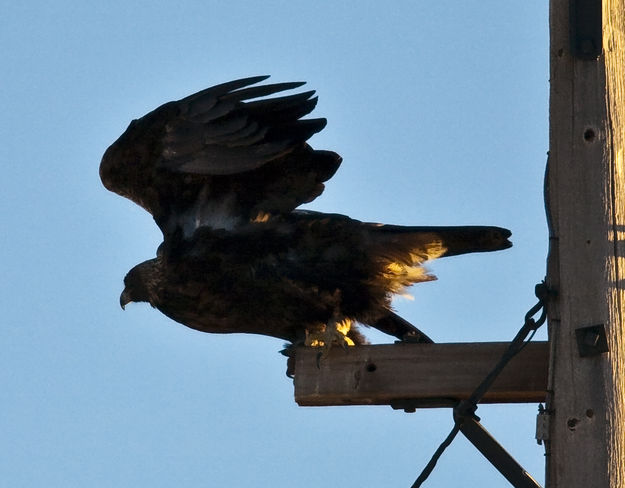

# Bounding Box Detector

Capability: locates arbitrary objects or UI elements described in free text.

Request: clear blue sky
[2,2,549,486]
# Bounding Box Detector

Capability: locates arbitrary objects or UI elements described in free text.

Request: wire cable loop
[410,281,550,488]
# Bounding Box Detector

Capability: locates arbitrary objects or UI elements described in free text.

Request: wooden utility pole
[545,0,625,486]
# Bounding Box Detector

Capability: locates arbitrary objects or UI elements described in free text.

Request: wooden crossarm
[294,342,549,408]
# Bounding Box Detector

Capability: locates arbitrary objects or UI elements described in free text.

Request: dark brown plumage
[101,76,511,371]
[100,76,340,241]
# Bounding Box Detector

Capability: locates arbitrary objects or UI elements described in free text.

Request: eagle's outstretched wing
[99,76,341,239]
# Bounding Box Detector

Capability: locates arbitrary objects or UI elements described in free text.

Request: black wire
[410,422,462,488]
[517,328,538,355]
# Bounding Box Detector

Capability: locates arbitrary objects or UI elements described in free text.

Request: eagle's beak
[120,289,132,310]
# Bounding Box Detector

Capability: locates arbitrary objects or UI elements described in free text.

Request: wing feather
[220,81,307,102]
[100,76,341,238]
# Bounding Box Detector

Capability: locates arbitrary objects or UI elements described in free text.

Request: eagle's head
[120,258,161,309]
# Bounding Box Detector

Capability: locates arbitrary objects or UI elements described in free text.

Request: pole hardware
[575,324,609,357]
[570,0,603,59]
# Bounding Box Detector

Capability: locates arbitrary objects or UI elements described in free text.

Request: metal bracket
[457,414,543,488]
[575,323,609,357]
[570,0,603,59]
[391,398,458,412]
[535,404,550,445]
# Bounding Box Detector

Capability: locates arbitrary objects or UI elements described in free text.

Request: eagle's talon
[306,314,354,365]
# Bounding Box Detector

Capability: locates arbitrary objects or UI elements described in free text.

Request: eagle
[100,76,511,374]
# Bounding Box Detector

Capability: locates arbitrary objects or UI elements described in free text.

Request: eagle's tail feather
[373,225,512,259]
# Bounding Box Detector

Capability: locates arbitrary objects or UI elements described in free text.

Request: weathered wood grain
[546,1,625,486]
[294,342,548,407]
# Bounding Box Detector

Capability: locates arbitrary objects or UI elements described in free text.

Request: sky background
[2,2,549,487]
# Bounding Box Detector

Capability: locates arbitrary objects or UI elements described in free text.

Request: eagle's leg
[304,290,354,363]
[305,314,354,349]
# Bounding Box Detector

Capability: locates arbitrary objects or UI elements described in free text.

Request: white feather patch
[182,192,240,236]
